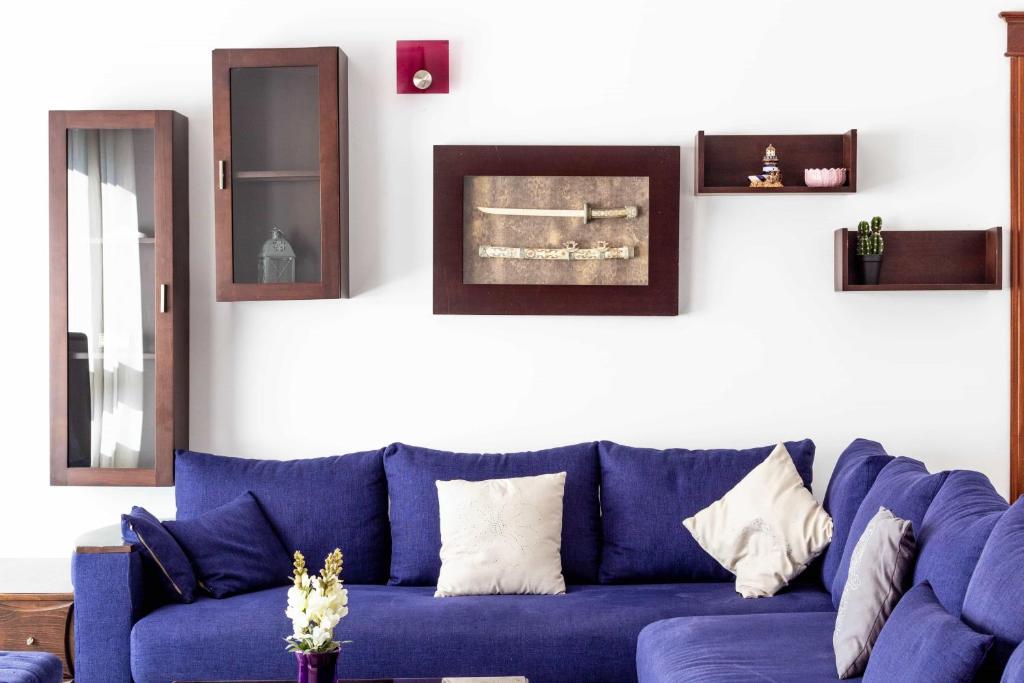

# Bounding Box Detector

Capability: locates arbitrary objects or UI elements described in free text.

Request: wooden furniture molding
[1004,12,1024,501]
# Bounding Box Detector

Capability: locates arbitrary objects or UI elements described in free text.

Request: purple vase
[295,651,339,683]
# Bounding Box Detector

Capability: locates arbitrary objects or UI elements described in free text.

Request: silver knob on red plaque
[412,69,433,90]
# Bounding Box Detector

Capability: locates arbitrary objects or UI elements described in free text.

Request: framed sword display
[434,145,680,315]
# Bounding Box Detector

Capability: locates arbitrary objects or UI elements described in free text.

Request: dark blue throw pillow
[164,491,292,598]
[598,439,815,583]
[121,506,197,603]
[863,583,993,683]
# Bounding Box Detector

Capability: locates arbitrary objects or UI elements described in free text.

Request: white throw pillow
[681,442,834,598]
[435,472,567,597]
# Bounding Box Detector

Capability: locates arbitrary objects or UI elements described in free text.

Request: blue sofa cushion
[175,448,390,584]
[165,492,291,599]
[912,471,1006,617]
[0,652,64,683]
[121,506,197,603]
[383,442,601,585]
[130,582,834,683]
[863,582,993,683]
[831,457,948,608]
[962,496,1024,677]
[1003,641,1024,683]
[598,439,815,583]
[636,611,845,683]
[820,439,893,592]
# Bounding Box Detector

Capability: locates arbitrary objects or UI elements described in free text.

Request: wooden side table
[0,559,74,680]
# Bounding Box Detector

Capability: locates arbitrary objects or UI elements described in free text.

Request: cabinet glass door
[65,128,156,469]
[230,66,322,285]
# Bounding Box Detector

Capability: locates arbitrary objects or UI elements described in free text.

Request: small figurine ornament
[748,144,783,188]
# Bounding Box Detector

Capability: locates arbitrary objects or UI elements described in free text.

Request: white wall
[0,0,1012,559]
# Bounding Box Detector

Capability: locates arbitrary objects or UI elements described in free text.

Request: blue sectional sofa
[71,439,1024,683]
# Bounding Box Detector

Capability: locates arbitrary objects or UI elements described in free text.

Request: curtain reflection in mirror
[67,129,148,468]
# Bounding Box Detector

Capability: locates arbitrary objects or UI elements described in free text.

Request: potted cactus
[856,216,884,285]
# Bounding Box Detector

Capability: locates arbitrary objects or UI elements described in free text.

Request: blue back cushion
[962,496,1024,677]
[384,442,601,585]
[165,491,291,598]
[175,448,390,584]
[863,582,993,683]
[831,457,948,607]
[598,439,815,583]
[912,471,1007,618]
[820,439,894,590]
[1003,641,1024,683]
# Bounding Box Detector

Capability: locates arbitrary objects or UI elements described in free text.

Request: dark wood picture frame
[49,110,189,486]
[434,145,680,315]
[212,47,348,301]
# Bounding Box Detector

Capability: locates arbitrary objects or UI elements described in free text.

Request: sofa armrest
[72,540,146,683]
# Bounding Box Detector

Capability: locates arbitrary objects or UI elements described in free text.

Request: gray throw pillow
[833,506,916,679]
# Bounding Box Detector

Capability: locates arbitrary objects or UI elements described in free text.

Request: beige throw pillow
[682,442,834,598]
[833,506,916,679]
[435,472,567,597]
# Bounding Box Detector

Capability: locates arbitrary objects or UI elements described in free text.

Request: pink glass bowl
[804,168,847,187]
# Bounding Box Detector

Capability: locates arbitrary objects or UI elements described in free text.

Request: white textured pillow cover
[435,472,567,597]
[682,442,834,598]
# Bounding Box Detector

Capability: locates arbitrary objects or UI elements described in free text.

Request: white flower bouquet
[285,548,350,654]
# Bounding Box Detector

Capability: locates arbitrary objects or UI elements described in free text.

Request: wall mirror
[49,111,188,486]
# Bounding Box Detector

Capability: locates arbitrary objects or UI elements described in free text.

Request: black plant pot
[860,254,883,286]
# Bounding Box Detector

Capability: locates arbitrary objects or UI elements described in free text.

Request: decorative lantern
[258,227,296,284]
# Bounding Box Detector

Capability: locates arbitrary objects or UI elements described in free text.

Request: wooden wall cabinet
[212,47,349,301]
[49,110,188,486]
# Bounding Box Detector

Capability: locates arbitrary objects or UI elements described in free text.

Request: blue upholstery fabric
[963,496,1024,678]
[820,439,893,594]
[383,442,601,585]
[129,582,834,683]
[175,448,390,584]
[0,652,64,683]
[165,491,291,599]
[912,471,1007,617]
[863,583,993,683]
[831,457,948,608]
[1003,641,1024,683]
[72,549,146,683]
[121,506,197,603]
[598,439,815,583]
[636,611,846,683]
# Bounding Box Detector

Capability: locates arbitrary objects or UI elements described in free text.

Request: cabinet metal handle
[218,160,226,190]
[26,636,36,646]
[160,284,168,313]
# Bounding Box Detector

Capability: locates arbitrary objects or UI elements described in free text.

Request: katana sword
[477,202,638,224]
[478,241,635,261]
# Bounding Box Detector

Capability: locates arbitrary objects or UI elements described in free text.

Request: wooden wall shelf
[834,227,1002,291]
[696,130,856,194]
